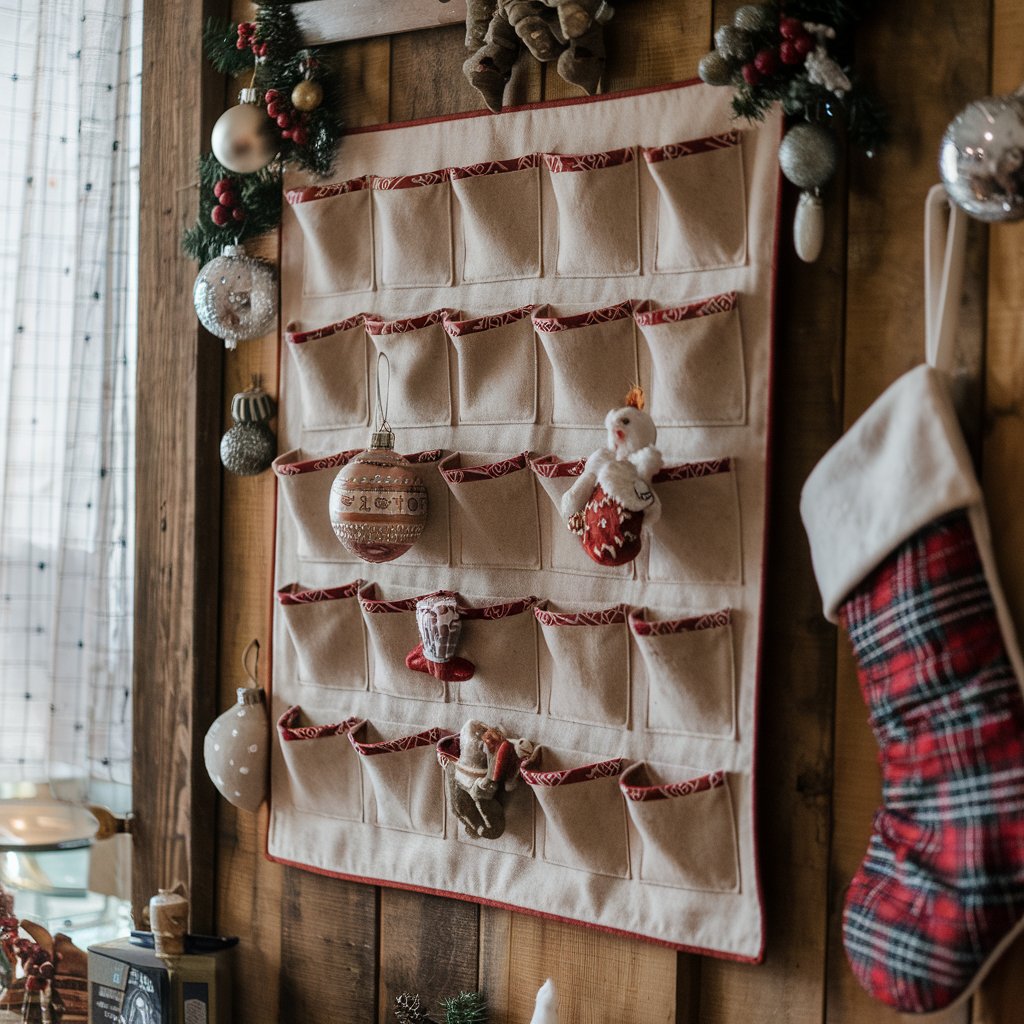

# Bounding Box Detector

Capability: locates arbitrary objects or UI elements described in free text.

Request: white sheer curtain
[0,0,141,795]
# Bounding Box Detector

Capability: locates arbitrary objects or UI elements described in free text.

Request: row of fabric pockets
[286,293,744,431]
[277,707,740,891]
[274,447,741,583]
[278,583,736,739]
[286,132,745,298]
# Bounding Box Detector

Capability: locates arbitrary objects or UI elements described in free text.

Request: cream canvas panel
[269,81,781,961]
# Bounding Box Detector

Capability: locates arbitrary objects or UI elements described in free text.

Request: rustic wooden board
[294,0,467,45]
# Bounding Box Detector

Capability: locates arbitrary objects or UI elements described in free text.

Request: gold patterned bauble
[329,429,428,563]
[291,79,323,112]
[210,88,277,174]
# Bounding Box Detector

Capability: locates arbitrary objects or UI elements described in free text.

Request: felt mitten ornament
[802,366,1024,1013]
[560,386,662,567]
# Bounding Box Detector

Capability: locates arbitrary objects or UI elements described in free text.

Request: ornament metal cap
[236,686,265,706]
[238,87,259,104]
[371,429,396,450]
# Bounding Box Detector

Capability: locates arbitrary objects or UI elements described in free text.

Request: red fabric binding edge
[640,130,739,164]
[628,608,732,636]
[534,604,629,627]
[633,291,737,327]
[276,580,364,605]
[542,146,635,173]
[619,764,727,802]
[442,304,535,337]
[439,450,530,483]
[285,313,366,345]
[532,299,634,333]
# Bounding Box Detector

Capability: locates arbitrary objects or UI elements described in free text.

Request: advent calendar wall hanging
[269,81,781,961]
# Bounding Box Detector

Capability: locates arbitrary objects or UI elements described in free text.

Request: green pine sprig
[441,992,487,1024]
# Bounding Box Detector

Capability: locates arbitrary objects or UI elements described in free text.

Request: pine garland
[183,3,343,262]
[440,992,487,1024]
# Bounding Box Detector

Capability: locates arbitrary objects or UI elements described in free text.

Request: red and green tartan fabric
[838,510,1024,1013]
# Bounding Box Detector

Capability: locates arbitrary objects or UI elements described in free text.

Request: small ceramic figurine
[560,386,662,566]
[406,592,475,682]
[445,721,533,840]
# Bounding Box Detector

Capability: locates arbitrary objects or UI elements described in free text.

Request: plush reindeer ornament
[560,386,662,567]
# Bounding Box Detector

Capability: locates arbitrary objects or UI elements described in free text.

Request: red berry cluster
[14,939,54,992]
[236,21,269,58]
[211,178,247,227]
[742,16,815,86]
[265,89,310,147]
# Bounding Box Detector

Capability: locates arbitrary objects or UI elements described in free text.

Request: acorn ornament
[779,122,838,263]
[221,377,276,476]
[329,354,428,563]
[210,87,277,174]
[560,386,662,567]
[203,640,269,813]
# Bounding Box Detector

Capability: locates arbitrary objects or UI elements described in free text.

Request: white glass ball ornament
[203,686,269,813]
[940,92,1024,222]
[193,244,277,349]
[210,88,277,174]
[329,428,428,563]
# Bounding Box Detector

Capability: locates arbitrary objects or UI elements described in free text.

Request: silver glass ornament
[210,88,277,174]
[220,378,276,475]
[193,244,277,349]
[714,25,752,61]
[778,123,838,190]
[939,92,1024,222]
[733,4,769,31]
[699,50,734,86]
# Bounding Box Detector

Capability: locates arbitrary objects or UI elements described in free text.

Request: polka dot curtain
[0,0,142,792]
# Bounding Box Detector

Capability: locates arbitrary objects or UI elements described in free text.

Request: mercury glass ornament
[714,25,752,61]
[193,244,277,349]
[733,4,769,31]
[211,87,277,174]
[329,427,428,563]
[939,92,1024,221]
[778,123,838,190]
[699,50,734,86]
[220,379,276,476]
[291,79,324,112]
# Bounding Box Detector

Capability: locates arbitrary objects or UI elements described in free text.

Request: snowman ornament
[560,386,662,567]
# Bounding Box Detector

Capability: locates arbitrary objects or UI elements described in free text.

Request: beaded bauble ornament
[329,427,428,563]
[210,87,277,175]
[220,378,276,476]
[194,244,277,349]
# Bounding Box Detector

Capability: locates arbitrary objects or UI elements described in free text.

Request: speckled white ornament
[203,686,269,812]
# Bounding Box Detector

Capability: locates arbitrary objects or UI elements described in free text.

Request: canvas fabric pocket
[450,156,542,283]
[274,448,360,563]
[358,584,448,701]
[634,292,746,426]
[436,734,535,857]
[277,706,364,821]
[536,604,631,728]
[365,310,452,428]
[277,581,368,691]
[630,609,735,738]
[349,720,452,836]
[641,131,747,273]
[620,762,740,892]
[543,148,639,277]
[285,315,369,430]
[521,748,630,878]
[444,306,537,425]
[286,177,374,296]
[529,454,633,579]
[439,451,541,569]
[372,168,453,288]
[533,302,638,427]
[648,459,742,584]
[393,449,451,569]
[456,597,540,712]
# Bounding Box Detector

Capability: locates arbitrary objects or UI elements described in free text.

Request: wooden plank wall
[187,1,1024,1021]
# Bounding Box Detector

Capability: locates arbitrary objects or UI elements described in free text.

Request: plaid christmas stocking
[801,365,1024,1014]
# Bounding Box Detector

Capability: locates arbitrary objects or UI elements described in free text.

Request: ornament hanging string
[374,351,392,435]
[242,638,260,688]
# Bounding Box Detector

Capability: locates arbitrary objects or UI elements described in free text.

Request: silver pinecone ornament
[220,378,276,476]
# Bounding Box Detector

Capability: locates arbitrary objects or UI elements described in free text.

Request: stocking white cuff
[800,364,981,622]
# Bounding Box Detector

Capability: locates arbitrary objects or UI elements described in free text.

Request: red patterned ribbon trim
[641,130,739,164]
[629,608,731,636]
[278,706,364,742]
[372,167,452,190]
[543,146,635,173]
[349,724,454,756]
[286,314,367,345]
[443,305,536,337]
[359,587,455,615]
[528,454,586,479]
[440,450,530,484]
[521,754,626,787]
[449,154,541,179]
[459,597,538,621]
[364,308,453,336]
[653,457,733,483]
[633,291,737,327]
[404,449,444,465]
[277,580,365,605]
[534,604,629,627]
[620,767,726,802]
[273,448,361,477]
[285,175,370,205]
[532,300,634,333]
[436,734,460,768]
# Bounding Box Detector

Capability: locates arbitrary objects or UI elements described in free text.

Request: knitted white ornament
[529,978,559,1024]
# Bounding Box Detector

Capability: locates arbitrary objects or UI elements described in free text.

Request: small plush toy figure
[560,386,662,567]
[445,720,533,840]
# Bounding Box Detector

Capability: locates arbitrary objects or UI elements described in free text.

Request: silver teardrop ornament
[794,190,825,263]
